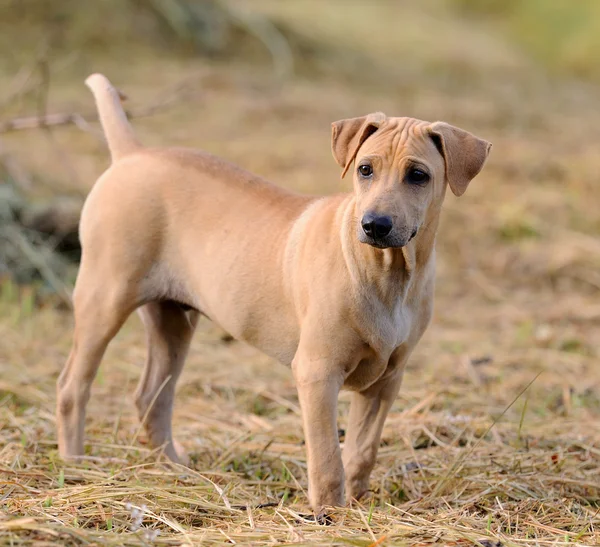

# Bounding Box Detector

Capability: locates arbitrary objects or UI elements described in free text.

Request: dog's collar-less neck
[341,198,436,306]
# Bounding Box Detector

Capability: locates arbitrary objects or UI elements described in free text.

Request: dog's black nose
[361,213,393,239]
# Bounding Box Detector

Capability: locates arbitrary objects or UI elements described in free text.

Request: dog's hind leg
[57,276,135,459]
[134,301,198,465]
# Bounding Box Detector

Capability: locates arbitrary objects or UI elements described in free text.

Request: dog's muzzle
[359,213,419,249]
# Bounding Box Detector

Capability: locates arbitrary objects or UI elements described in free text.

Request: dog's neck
[341,198,439,306]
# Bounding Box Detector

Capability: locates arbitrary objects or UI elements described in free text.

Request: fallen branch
[0,74,201,135]
[1,105,169,134]
[0,111,95,133]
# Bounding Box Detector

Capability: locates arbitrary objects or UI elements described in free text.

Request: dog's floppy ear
[427,122,492,197]
[331,112,386,178]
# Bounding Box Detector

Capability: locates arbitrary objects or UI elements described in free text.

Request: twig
[35,57,82,188]
[230,501,280,511]
[37,58,51,121]
[1,111,102,133]
[0,42,52,113]
[0,81,197,135]
[0,64,37,112]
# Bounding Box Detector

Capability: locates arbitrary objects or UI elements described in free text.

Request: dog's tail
[85,73,141,162]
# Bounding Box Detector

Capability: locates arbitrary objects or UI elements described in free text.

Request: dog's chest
[361,291,414,351]
[343,291,430,391]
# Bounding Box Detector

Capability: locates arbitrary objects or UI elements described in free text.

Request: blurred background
[1,1,599,543]
[2,0,600,305]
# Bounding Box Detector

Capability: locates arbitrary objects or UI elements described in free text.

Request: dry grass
[1,1,600,545]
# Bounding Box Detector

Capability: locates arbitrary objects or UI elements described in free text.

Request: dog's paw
[173,440,190,466]
[160,440,190,466]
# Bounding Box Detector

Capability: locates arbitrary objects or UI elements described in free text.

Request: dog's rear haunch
[56,73,491,514]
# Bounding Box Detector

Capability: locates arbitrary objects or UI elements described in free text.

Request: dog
[56,73,491,513]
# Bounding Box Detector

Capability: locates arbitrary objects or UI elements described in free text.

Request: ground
[1,1,599,545]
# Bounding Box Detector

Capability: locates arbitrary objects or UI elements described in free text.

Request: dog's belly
[198,306,300,365]
[189,277,301,367]
[240,323,300,366]
[141,265,300,365]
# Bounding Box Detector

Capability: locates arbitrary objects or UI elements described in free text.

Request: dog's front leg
[292,352,345,513]
[342,369,404,502]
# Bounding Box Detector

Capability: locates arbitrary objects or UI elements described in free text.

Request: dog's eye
[406,167,430,185]
[358,164,373,178]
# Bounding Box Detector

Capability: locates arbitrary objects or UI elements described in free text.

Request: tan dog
[56,73,491,513]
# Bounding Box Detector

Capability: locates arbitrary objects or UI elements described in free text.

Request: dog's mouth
[359,227,419,249]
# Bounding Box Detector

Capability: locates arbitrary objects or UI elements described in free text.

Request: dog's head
[331,113,491,249]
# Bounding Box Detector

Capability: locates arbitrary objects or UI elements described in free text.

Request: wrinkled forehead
[359,117,441,166]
